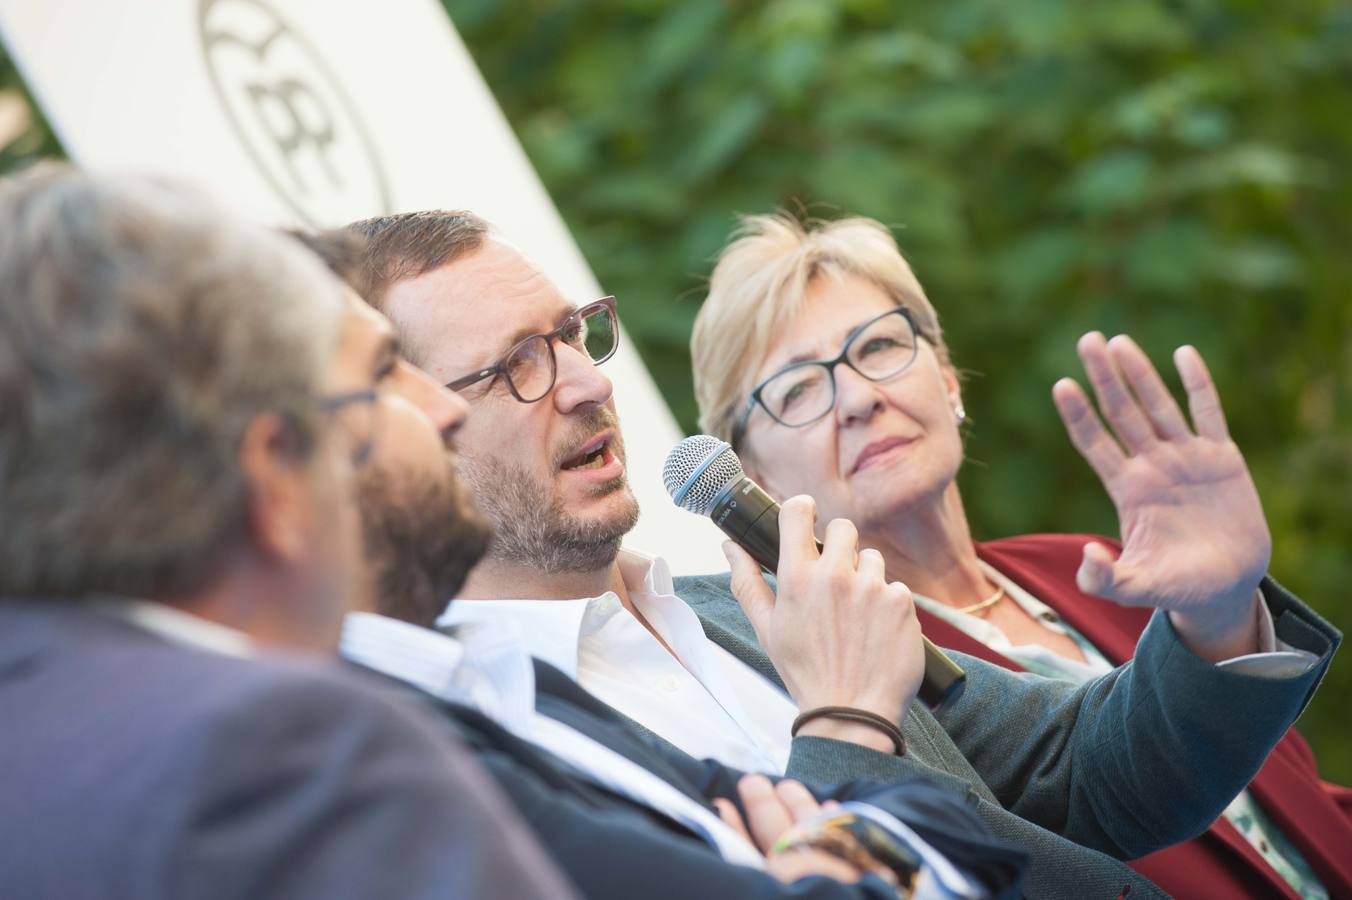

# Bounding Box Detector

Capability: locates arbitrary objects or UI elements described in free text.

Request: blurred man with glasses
[0,169,574,900]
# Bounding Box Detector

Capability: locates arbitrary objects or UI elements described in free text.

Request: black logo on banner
[199,0,392,226]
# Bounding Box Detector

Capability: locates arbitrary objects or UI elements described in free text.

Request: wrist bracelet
[791,706,906,756]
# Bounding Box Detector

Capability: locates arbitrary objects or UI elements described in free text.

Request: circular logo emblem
[199,0,392,226]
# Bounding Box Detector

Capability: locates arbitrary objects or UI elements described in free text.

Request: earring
[954,403,966,425]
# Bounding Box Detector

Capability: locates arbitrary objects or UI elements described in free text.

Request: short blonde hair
[692,212,948,444]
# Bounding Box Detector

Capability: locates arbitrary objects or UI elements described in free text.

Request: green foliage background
[440,0,1352,780]
[3,1,1348,778]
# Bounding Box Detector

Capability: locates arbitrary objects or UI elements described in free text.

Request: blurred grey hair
[0,165,346,599]
[691,212,948,446]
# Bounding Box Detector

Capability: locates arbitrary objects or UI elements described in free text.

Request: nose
[551,341,613,414]
[399,361,470,439]
[833,363,884,428]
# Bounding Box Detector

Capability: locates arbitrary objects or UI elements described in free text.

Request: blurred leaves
[0,42,63,172]
[438,0,1352,781]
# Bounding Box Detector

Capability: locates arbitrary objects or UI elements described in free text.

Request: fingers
[818,516,860,571]
[1052,377,1124,483]
[736,775,794,852]
[765,847,862,885]
[1077,331,1157,454]
[1061,333,1225,476]
[777,496,822,579]
[1175,345,1231,441]
[723,541,775,640]
[856,547,886,585]
[712,797,753,844]
[1108,335,1190,441]
[773,779,822,823]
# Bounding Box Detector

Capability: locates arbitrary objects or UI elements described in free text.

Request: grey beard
[459,453,639,575]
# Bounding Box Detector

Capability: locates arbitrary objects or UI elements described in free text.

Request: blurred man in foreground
[339,209,1339,900]
[0,168,574,900]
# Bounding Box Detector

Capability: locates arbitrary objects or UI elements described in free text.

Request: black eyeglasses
[732,307,924,447]
[318,387,380,467]
[446,297,619,404]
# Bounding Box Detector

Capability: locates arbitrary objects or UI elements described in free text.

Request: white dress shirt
[343,612,987,896]
[341,612,766,869]
[441,550,800,774]
[98,598,255,658]
[105,601,767,868]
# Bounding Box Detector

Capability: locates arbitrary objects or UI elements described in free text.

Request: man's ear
[237,412,313,566]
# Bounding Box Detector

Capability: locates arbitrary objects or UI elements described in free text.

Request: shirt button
[658,675,681,693]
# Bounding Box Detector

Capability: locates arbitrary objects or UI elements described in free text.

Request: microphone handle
[711,477,966,710]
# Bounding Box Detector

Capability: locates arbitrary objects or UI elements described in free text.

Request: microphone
[664,435,966,709]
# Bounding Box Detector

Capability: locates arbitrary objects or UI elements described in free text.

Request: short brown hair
[0,166,344,599]
[285,227,368,292]
[344,210,490,310]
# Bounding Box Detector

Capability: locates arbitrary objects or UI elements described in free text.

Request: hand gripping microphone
[664,434,966,709]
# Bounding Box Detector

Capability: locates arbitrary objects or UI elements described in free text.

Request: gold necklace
[956,585,1005,616]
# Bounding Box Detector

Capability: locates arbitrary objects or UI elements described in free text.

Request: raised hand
[722,495,924,748]
[1051,332,1269,661]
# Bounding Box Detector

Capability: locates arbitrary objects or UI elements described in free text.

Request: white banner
[0,0,727,573]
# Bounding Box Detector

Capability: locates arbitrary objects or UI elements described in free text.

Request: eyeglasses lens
[848,313,918,379]
[504,335,556,403]
[760,310,918,427]
[580,306,617,363]
[762,367,834,425]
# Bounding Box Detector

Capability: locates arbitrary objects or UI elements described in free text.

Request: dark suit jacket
[675,570,1341,900]
[0,599,576,900]
[375,654,1030,900]
[961,534,1352,900]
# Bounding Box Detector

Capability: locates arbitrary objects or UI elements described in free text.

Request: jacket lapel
[530,659,720,809]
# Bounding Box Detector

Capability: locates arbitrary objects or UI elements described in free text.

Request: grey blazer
[0,600,577,900]
[674,573,1339,900]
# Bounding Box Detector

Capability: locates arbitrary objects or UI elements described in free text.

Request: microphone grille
[663,434,745,515]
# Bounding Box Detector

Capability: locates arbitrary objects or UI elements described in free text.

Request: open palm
[1052,333,1271,620]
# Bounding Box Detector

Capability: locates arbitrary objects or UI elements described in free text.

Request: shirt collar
[617,548,675,596]
[436,547,675,680]
[341,612,537,733]
[97,598,254,658]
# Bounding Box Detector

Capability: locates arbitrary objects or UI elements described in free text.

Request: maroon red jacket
[909,533,1352,900]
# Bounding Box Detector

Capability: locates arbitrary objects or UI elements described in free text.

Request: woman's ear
[942,365,964,418]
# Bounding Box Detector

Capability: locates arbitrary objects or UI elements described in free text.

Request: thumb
[723,540,775,631]
[1076,541,1119,599]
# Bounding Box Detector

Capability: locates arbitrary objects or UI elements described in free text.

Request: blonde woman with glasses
[689,212,1350,900]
